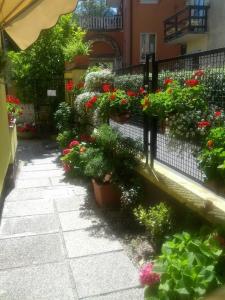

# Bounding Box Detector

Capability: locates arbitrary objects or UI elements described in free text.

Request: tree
[8,14,89,109]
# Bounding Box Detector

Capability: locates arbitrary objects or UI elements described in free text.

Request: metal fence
[113,47,225,184]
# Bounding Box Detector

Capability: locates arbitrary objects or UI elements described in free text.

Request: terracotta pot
[110,112,131,124]
[92,179,121,208]
[74,55,90,67]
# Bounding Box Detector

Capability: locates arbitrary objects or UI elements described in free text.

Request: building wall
[207,1,225,50]
[129,0,185,64]
[186,36,208,53]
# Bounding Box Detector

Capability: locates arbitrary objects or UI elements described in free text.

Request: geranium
[214,111,222,117]
[85,95,98,109]
[127,90,137,97]
[185,79,199,87]
[198,120,211,128]
[63,148,71,155]
[121,99,128,105]
[139,87,146,95]
[139,263,160,286]
[65,80,74,91]
[109,93,116,101]
[69,140,80,148]
[63,163,71,172]
[102,83,111,93]
[163,78,173,85]
[6,95,20,105]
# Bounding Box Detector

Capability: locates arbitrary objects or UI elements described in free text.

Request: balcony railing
[78,15,123,31]
[164,5,209,42]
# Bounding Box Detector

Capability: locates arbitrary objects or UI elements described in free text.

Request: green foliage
[134,202,172,242]
[114,74,144,92]
[8,14,87,104]
[198,127,225,183]
[54,102,74,133]
[56,130,77,148]
[148,232,224,300]
[85,70,114,92]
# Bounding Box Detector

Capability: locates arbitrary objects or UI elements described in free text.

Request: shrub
[85,70,114,92]
[56,130,77,149]
[114,74,144,92]
[143,232,224,300]
[54,102,74,133]
[134,202,172,242]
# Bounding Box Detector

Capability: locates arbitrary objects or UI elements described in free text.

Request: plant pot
[110,112,131,124]
[17,131,35,139]
[92,179,121,208]
[74,55,90,67]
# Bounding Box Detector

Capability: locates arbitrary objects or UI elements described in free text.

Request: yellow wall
[186,36,208,54]
[0,80,11,194]
[64,69,86,83]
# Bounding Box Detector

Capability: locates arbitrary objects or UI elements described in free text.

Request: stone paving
[0,140,143,300]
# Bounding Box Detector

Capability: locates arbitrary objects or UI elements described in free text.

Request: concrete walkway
[0,140,143,300]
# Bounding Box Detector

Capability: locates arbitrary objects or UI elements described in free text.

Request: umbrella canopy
[0,0,78,50]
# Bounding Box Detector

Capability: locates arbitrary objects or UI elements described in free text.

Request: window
[140,0,159,3]
[140,33,156,61]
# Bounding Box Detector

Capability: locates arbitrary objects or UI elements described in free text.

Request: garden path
[0,140,143,300]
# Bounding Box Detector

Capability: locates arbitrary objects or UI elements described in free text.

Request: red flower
[6,95,20,105]
[194,69,204,77]
[89,96,98,104]
[63,148,71,156]
[163,78,173,85]
[214,111,222,117]
[110,93,116,101]
[139,87,146,95]
[65,80,74,91]
[127,90,137,97]
[185,79,199,87]
[197,121,211,128]
[69,140,80,148]
[121,99,128,105]
[102,83,111,93]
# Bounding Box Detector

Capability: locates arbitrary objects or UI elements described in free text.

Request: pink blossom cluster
[139,263,160,286]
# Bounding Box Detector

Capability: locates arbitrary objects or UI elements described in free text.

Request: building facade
[76,0,184,69]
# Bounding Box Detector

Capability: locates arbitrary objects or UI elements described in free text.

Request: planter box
[92,179,121,208]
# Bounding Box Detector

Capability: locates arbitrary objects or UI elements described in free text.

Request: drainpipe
[129,0,133,65]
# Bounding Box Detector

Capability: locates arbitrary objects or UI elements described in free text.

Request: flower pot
[92,179,121,208]
[110,112,131,124]
[74,55,90,67]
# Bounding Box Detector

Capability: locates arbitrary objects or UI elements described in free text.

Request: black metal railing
[164,5,209,42]
[112,47,225,184]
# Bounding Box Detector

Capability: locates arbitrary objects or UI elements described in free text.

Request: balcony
[164,5,209,43]
[78,15,123,31]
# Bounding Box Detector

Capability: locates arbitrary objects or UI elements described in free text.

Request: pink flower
[63,163,71,173]
[139,263,160,286]
[69,140,80,148]
[63,148,71,156]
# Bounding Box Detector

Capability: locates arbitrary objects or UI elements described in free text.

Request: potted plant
[6,95,23,126]
[17,123,37,139]
[64,39,91,68]
[98,86,137,124]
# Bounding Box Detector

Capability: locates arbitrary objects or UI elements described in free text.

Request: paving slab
[18,169,64,179]
[2,199,54,217]
[63,228,123,258]
[0,233,64,270]
[20,163,61,172]
[0,214,59,239]
[16,178,51,189]
[30,157,59,165]
[70,251,139,298]
[59,210,104,231]
[55,196,86,212]
[5,187,49,201]
[0,262,76,300]
[82,288,144,300]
